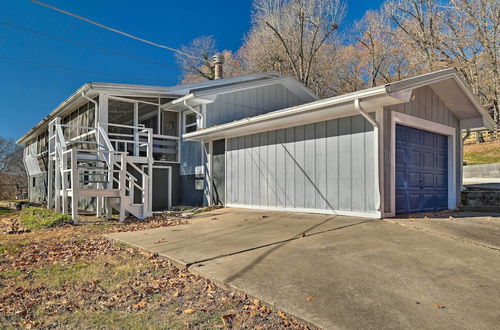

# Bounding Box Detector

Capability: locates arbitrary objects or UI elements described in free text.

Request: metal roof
[16,72,300,144]
[183,68,494,142]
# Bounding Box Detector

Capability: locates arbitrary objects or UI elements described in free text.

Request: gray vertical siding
[383,85,461,214]
[226,115,377,214]
[205,83,312,127]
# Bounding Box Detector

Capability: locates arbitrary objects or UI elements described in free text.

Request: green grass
[464,142,500,165]
[0,207,12,215]
[19,207,71,230]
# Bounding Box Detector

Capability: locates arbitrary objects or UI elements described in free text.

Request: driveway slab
[390,212,500,250]
[106,208,500,329]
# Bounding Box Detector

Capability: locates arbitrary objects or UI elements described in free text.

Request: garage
[395,124,448,214]
[184,69,495,218]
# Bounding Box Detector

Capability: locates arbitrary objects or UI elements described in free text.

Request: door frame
[389,112,456,217]
[143,165,172,211]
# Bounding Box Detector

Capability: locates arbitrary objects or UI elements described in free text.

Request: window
[32,177,36,188]
[184,112,198,134]
[162,111,179,136]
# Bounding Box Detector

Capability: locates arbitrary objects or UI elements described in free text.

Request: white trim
[224,137,227,206]
[389,112,457,217]
[376,108,385,215]
[208,140,213,206]
[226,204,381,219]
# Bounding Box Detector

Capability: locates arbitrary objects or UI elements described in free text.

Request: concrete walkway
[106,208,500,329]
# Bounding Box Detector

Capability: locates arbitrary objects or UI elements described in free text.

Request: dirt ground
[0,209,309,329]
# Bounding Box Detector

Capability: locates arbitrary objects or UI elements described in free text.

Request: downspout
[183,99,203,124]
[354,99,381,217]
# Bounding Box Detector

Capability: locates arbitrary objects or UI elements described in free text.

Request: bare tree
[176,36,218,83]
[176,36,247,84]
[0,137,24,175]
[354,10,411,87]
[386,0,447,71]
[242,0,346,96]
[448,0,500,125]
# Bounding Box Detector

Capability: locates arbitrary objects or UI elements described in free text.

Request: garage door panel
[396,124,448,214]
[422,152,434,168]
[396,149,407,165]
[436,154,447,169]
[409,150,421,166]
[422,173,434,187]
[408,171,421,187]
[435,173,447,188]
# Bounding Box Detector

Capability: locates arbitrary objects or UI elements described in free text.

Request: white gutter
[354,98,381,216]
[183,85,392,141]
[160,93,195,109]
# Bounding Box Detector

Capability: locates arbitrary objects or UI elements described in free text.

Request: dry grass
[463,141,500,165]
[0,210,309,329]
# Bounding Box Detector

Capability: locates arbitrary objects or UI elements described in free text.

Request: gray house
[18,68,493,221]
[17,73,316,222]
[184,68,494,218]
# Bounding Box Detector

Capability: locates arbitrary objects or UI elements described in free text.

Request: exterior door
[212,139,225,205]
[152,167,170,211]
[395,124,448,214]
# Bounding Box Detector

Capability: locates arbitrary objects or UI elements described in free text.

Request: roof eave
[183,85,396,142]
[17,83,92,145]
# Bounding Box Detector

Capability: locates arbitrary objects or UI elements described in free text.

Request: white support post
[98,94,112,217]
[96,148,103,218]
[148,158,153,215]
[119,154,126,222]
[62,148,68,214]
[54,154,60,212]
[133,102,139,156]
[70,148,79,224]
[47,123,54,210]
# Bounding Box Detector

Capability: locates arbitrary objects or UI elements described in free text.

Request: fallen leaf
[133,300,147,308]
[221,314,235,326]
[183,308,196,314]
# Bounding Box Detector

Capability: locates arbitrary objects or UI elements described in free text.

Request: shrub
[19,207,71,230]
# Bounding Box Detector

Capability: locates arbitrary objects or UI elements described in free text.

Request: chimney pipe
[212,54,224,80]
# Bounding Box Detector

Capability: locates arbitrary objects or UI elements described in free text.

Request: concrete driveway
[106,208,500,329]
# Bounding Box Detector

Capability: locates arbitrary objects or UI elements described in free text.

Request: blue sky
[0,0,383,140]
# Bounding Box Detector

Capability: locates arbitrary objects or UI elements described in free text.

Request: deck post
[96,149,103,218]
[119,154,126,222]
[61,148,68,214]
[54,153,60,212]
[70,148,79,224]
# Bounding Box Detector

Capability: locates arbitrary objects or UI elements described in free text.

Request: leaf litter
[0,211,311,329]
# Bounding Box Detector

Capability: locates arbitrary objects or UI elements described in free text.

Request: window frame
[183,110,198,134]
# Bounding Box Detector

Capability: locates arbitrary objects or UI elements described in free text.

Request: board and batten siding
[205,83,312,127]
[226,115,377,215]
[181,83,312,176]
[382,85,462,214]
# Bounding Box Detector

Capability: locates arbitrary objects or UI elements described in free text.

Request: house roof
[183,68,495,142]
[17,72,315,144]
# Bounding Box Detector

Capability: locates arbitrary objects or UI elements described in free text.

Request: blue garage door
[396,124,448,214]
